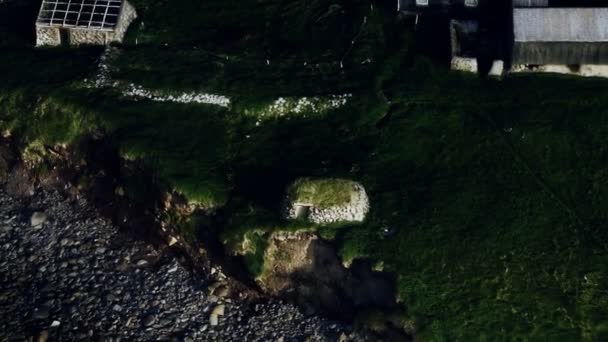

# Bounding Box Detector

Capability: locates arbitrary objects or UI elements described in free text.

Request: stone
[167,264,178,273]
[37,330,49,342]
[207,282,220,294]
[136,259,149,267]
[168,236,178,246]
[30,212,47,227]
[213,285,230,298]
[50,320,61,328]
[33,307,50,320]
[209,314,219,326]
[142,314,156,327]
[211,304,225,316]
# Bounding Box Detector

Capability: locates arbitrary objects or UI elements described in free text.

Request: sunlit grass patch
[242,94,352,120]
[288,178,356,209]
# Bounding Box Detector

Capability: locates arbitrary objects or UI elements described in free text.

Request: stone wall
[35,0,136,47]
[107,0,137,43]
[511,64,608,78]
[69,29,107,45]
[35,26,60,46]
[286,180,370,224]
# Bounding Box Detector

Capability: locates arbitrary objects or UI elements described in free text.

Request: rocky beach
[0,187,372,341]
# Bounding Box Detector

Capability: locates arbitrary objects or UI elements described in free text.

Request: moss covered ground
[2,0,608,339]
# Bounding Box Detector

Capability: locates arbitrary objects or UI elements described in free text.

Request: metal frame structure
[37,0,123,31]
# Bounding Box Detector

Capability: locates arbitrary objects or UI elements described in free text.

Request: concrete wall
[35,26,60,46]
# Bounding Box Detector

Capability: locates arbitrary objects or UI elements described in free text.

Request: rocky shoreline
[0,187,374,341]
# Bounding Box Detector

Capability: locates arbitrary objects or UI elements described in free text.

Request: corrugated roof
[514,8,608,42]
[37,0,123,31]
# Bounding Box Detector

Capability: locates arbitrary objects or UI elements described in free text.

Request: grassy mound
[288,178,355,208]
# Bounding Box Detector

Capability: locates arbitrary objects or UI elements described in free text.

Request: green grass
[288,178,355,208]
[127,0,373,57]
[110,0,391,104]
[241,231,270,276]
[0,63,231,206]
[341,70,608,340]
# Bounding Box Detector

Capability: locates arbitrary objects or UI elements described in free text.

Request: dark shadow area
[265,237,409,340]
[0,0,40,46]
[409,16,452,67]
[0,47,101,89]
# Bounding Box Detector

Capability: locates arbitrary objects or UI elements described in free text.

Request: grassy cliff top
[3,1,608,340]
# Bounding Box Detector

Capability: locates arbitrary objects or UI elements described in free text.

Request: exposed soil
[259,231,408,340]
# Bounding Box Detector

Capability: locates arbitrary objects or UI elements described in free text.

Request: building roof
[513,8,608,64]
[37,0,123,31]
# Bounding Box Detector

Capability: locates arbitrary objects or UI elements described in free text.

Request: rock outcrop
[286,178,370,224]
[257,231,400,324]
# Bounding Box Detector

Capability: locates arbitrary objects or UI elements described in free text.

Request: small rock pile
[287,181,370,225]
[0,188,373,341]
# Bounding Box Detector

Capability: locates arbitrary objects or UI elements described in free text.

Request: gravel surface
[0,188,372,341]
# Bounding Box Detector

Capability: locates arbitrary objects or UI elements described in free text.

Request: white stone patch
[249,94,352,118]
[286,182,369,225]
[86,47,231,108]
[451,57,504,77]
[86,47,355,112]
[511,64,608,78]
[451,56,608,79]
[122,83,231,107]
